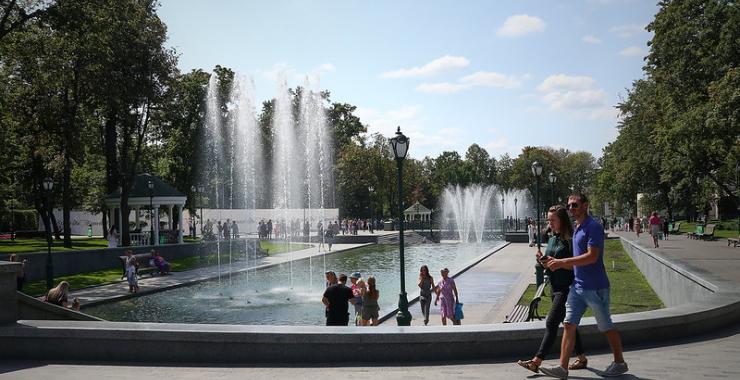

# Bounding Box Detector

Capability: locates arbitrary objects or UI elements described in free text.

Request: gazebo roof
[106,173,185,198]
[404,201,431,214]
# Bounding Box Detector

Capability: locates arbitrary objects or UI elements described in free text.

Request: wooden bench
[505,280,548,323]
[119,253,160,279]
[699,224,716,241]
[728,236,740,247]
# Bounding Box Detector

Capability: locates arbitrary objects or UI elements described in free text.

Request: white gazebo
[404,201,432,222]
[105,173,187,246]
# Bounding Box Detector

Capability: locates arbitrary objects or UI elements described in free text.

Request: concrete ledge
[16,292,102,322]
[1,238,739,363]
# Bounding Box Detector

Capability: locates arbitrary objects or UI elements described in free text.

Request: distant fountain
[441,185,497,243]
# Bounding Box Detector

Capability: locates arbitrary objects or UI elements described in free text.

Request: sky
[158,0,658,161]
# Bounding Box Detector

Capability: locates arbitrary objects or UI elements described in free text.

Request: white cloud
[619,46,645,57]
[417,71,526,94]
[582,35,602,44]
[537,74,595,93]
[261,62,293,82]
[460,71,523,89]
[380,55,470,78]
[496,14,546,37]
[536,74,618,122]
[387,105,422,120]
[610,24,645,38]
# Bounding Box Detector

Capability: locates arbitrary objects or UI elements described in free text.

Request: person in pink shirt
[649,212,661,248]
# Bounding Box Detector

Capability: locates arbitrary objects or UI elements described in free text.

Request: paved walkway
[613,229,740,286]
[2,323,739,379]
[403,242,535,326]
[71,243,371,307]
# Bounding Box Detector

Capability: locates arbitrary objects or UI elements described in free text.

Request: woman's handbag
[455,302,464,320]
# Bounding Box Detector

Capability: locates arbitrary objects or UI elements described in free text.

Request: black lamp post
[390,126,411,326]
[736,163,739,237]
[43,177,54,290]
[148,179,154,245]
[198,185,205,238]
[501,196,505,235]
[549,172,557,206]
[368,186,375,220]
[514,197,518,231]
[532,162,544,287]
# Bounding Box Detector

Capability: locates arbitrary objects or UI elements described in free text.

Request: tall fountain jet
[204,74,223,209]
[441,184,497,243]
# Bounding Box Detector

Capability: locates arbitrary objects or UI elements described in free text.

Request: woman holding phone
[517,205,588,374]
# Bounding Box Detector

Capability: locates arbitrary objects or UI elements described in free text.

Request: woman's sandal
[516,359,540,373]
[569,358,588,370]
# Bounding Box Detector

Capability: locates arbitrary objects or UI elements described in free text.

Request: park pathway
[70,242,372,307]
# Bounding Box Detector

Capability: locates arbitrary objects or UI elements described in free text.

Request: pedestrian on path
[417,265,435,326]
[539,193,628,379]
[634,217,642,237]
[528,220,536,247]
[517,205,588,374]
[125,250,140,293]
[649,212,661,248]
[434,268,460,325]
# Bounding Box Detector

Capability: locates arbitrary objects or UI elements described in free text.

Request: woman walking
[360,276,380,326]
[516,205,588,374]
[417,265,435,325]
[434,268,460,325]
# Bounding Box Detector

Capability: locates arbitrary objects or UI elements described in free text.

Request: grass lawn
[677,220,738,239]
[0,238,110,254]
[22,240,313,296]
[259,241,312,254]
[517,239,664,317]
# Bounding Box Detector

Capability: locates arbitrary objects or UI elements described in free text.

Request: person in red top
[649,212,661,248]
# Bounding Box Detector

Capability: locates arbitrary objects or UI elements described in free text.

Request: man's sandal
[569,358,588,370]
[516,359,540,373]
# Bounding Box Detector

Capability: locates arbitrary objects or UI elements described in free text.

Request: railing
[129,232,150,246]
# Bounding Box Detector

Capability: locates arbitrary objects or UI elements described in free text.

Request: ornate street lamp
[532,162,544,287]
[549,172,557,206]
[390,126,411,326]
[43,177,54,290]
[514,197,518,231]
[148,179,154,245]
[501,196,505,235]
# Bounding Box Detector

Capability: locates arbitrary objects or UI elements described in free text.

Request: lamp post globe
[148,179,154,245]
[390,126,412,326]
[549,172,557,206]
[531,162,544,287]
[43,177,54,290]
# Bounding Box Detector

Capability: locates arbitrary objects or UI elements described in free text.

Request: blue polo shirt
[572,215,609,290]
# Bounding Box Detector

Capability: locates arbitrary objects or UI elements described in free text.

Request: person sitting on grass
[45,281,80,311]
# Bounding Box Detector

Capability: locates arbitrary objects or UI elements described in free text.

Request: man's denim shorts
[564,286,614,332]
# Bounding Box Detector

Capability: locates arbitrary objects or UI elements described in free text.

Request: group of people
[124,248,171,294]
[201,219,239,240]
[321,265,462,327]
[322,271,380,326]
[516,192,628,378]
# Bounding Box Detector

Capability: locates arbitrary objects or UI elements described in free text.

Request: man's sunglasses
[567,203,580,209]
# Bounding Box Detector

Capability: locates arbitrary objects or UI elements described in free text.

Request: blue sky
[159,0,657,160]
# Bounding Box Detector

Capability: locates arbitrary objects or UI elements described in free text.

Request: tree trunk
[62,153,72,248]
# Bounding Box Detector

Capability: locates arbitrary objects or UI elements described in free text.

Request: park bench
[699,224,716,241]
[119,253,159,279]
[728,236,739,248]
[687,225,704,240]
[504,279,548,323]
[669,222,681,234]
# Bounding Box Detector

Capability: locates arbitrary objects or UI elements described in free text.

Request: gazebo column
[168,205,174,229]
[177,205,184,244]
[153,205,160,246]
[135,207,140,230]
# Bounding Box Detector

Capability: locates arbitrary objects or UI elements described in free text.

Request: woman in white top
[108,225,118,248]
[527,220,537,247]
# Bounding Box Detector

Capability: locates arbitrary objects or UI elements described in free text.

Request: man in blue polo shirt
[539,193,628,379]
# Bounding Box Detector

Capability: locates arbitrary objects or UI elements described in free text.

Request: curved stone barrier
[1,238,739,363]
